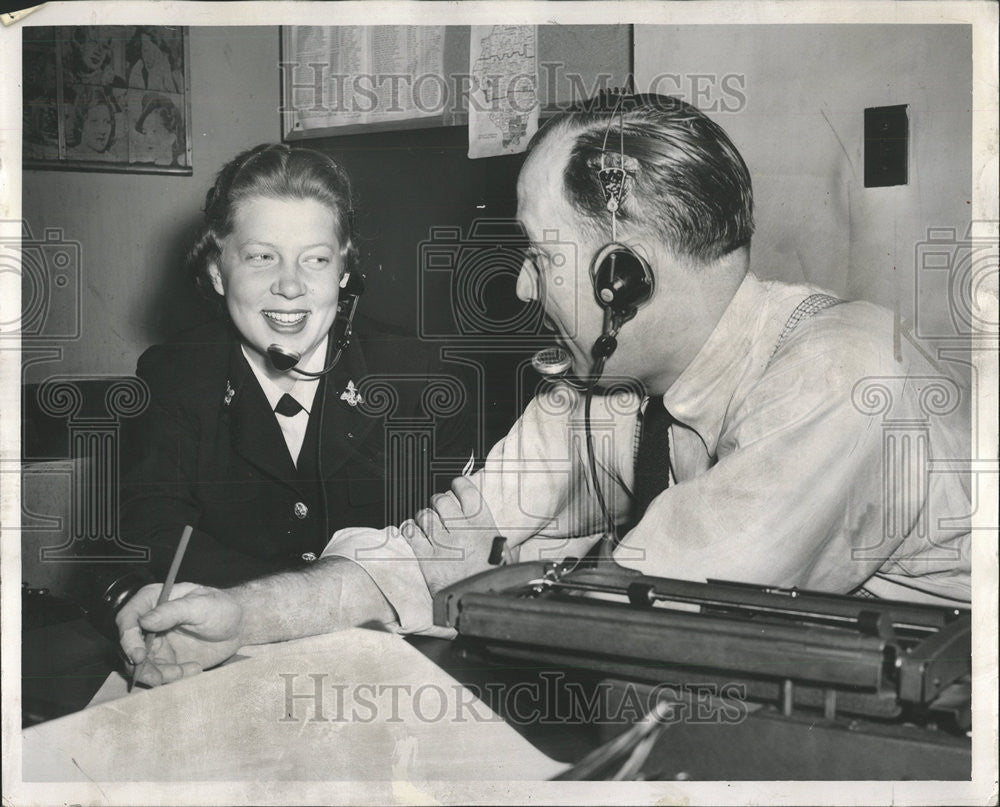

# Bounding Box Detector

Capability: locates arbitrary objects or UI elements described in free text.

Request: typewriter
[434,560,972,780]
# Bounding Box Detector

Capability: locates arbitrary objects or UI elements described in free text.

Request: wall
[23,24,972,385]
[635,24,972,356]
[22,27,282,384]
[22,25,631,387]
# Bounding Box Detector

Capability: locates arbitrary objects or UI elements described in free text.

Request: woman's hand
[116,582,244,687]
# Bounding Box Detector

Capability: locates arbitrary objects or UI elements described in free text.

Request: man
[119,95,970,686]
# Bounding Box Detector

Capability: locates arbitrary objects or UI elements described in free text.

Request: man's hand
[116,582,244,688]
[403,476,499,596]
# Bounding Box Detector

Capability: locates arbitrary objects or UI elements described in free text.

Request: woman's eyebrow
[236,239,278,249]
[235,240,337,250]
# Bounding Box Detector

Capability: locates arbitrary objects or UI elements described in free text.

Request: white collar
[661,273,768,456]
[242,336,328,415]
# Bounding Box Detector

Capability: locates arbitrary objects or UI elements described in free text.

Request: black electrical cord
[583,322,623,546]
[316,345,331,556]
[584,359,617,545]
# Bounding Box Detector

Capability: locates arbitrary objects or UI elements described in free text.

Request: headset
[266,269,365,376]
[588,89,655,363]
[264,232,365,557]
[583,89,655,548]
[532,90,655,380]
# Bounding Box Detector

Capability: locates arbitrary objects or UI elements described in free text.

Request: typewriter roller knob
[627,582,655,608]
[488,536,508,566]
[857,609,894,639]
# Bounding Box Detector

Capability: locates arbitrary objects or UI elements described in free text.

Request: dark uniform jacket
[119,316,472,588]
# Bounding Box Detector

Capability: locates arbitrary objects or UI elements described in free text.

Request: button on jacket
[119,316,471,588]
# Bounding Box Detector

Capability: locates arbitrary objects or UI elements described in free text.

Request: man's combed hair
[534,94,754,263]
[187,143,357,303]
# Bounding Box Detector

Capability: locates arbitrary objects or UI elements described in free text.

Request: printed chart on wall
[282,26,445,137]
[468,25,539,159]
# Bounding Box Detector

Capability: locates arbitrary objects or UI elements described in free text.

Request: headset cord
[584,353,619,548]
[317,348,331,551]
[584,89,630,552]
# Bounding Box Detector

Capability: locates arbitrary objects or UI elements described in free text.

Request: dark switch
[864,105,908,187]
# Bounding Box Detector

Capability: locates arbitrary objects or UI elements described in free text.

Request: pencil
[128,524,193,692]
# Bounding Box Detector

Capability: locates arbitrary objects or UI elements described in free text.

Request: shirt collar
[661,273,774,457]
[242,336,327,415]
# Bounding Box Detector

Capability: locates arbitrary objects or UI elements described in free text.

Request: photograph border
[1,2,996,806]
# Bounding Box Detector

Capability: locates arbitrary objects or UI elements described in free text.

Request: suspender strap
[769,293,844,363]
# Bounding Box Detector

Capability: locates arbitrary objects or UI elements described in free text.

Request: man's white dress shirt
[322,275,972,634]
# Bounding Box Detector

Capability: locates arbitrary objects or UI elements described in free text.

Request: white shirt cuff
[321,526,457,639]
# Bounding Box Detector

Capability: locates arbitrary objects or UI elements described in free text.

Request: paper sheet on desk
[85,653,253,708]
[23,628,566,781]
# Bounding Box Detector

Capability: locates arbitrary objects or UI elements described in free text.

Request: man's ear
[207,262,225,296]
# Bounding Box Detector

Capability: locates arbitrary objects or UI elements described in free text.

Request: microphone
[531,346,587,390]
[267,270,365,377]
[591,334,618,360]
[531,346,572,377]
[267,344,343,377]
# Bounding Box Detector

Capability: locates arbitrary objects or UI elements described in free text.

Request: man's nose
[515,259,538,303]
[272,261,305,297]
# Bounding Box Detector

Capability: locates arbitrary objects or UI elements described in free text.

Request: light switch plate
[864,105,909,187]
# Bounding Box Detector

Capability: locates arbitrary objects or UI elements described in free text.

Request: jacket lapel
[222,331,383,485]
[319,336,381,479]
[225,340,300,486]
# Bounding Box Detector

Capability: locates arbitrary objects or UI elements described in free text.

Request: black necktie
[632,396,674,520]
[275,393,304,417]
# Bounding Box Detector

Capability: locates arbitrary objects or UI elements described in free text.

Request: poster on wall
[281,25,447,139]
[22,25,193,174]
[467,25,540,158]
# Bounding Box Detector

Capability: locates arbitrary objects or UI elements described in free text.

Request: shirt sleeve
[476,386,638,545]
[321,384,641,633]
[320,525,456,638]
[613,318,906,593]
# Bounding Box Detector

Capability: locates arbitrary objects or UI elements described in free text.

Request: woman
[132,92,185,166]
[66,86,118,160]
[126,26,184,93]
[114,144,471,591]
[63,26,120,87]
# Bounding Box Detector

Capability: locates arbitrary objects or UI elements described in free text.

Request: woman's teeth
[264,311,307,324]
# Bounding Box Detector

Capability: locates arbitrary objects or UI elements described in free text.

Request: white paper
[288,26,445,132]
[25,628,566,782]
[468,25,540,159]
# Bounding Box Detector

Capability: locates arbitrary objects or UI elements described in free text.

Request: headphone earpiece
[591,242,654,315]
[590,90,654,320]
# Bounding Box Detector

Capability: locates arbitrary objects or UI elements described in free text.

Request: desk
[21,617,971,780]
[22,617,602,765]
[22,628,570,782]
[21,616,118,727]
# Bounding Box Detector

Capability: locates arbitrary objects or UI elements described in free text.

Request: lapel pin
[223,380,235,406]
[340,380,364,407]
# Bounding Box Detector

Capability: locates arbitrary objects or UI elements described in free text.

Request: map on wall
[467,25,539,159]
